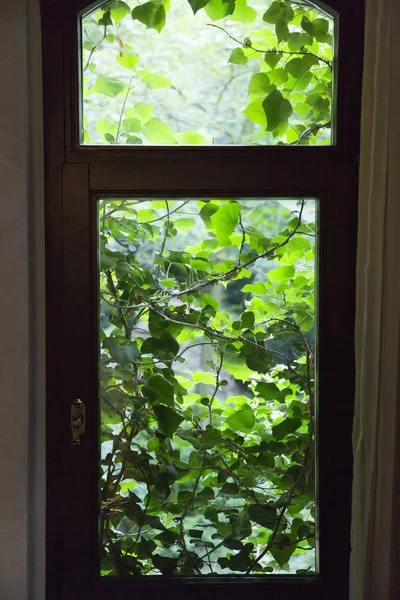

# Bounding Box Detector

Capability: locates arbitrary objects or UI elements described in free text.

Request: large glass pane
[99,198,317,576]
[81,0,335,146]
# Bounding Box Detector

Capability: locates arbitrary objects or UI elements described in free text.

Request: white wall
[0,1,45,598]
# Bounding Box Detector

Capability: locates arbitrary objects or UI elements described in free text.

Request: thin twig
[208,347,224,428]
[116,75,134,141]
[208,23,332,70]
[102,201,305,311]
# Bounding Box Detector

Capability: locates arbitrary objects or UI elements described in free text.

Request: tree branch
[102,201,305,311]
[208,24,332,70]
[105,269,131,339]
[208,347,224,428]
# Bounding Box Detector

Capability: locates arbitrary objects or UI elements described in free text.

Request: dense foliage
[82,0,334,144]
[99,198,316,576]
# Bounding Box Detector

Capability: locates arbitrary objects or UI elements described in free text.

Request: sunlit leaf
[131,1,166,32]
[226,404,255,433]
[228,48,248,65]
[262,90,293,131]
[117,45,139,69]
[211,202,240,240]
[143,118,176,143]
[94,74,125,98]
[263,1,294,24]
[138,71,172,89]
[175,131,205,144]
[248,73,270,95]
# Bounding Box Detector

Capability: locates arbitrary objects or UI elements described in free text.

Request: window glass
[81,1,335,145]
[99,197,317,576]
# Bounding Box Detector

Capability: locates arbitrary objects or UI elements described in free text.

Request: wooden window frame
[41,1,364,598]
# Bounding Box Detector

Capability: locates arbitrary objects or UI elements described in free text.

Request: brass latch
[71,399,86,445]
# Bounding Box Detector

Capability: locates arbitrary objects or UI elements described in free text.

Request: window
[80,0,335,145]
[41,0,364,598]
[98,197,317,577]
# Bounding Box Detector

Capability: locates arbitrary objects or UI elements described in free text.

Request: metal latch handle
[71,399,86,445]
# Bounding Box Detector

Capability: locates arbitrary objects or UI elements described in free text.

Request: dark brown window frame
[41,1,364,598]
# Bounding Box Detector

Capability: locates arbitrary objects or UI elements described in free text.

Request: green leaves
[286,57,305,79]
[131,1,166,32]
[175,131,205,144]
[248,73,270,95]
[247,504,277,529]
[94,75,125,98]
[103,337,140,365]
[256,381,288,403]
[262,90,293,132]
[228,48,248,65]
[128,102,153,124]
[226,404,255,433]
[264,51,282,70]
[205,0,235,21]
[138,71,172,89]
[153,404,184,437]
[263,1,294,25]
[241,282,266,295]
[306,17,330,42]
[301,16,314,37]
[230,0,256,22]
[244,348,272,374]
[143,375,174,405]
[141,332,179,358]
[268,264,295,284]
[211,202,240,240]
[241,311,255,329]
[276,20,289,43]
[122,117,141,133]
[117,46,139,69]
[272,417,302,438]
[108,0,130,23]
[173,217,196,231]
[143,118,176,143]
[83,0,331,571]
[243,99,267,129]
[187,0,210,14]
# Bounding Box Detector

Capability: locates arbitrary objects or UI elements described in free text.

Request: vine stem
[208,347,224,428]
[105,269,131,338]
[207,24,332,70]
[179,452,207,572]
[116,75,134,142]
[147,303,308,388]
[245,460,309,574]
[102,201,305,311]
[155,200,170,282]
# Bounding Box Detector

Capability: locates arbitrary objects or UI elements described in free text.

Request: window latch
[71,399,86,445]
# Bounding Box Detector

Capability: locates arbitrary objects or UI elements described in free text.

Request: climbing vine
[99,198,316,575]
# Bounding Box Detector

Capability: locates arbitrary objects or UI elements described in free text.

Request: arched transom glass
[80,0,335,145]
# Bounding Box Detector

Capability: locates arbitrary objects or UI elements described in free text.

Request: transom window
[80,0,335,145]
